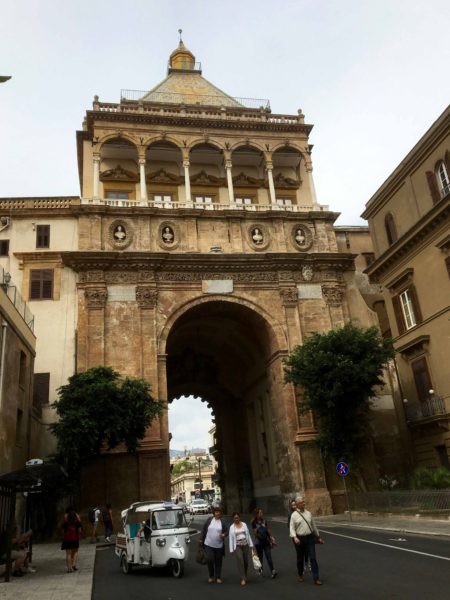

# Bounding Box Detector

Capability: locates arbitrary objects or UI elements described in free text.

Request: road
[92,515,450,599]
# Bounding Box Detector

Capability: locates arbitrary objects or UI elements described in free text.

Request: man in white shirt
[91,507,101,543]
[289,495,323,585]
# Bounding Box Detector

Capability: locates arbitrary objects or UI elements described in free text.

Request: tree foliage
[50,366,164,473]
[284,323,394,462]
[411,467,450,490]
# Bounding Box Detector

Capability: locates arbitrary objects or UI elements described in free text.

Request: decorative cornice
[396,334,430,359]
[100,164,139,182]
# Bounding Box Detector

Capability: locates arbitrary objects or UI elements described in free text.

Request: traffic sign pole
[342,475,352,522]
[336,462,352,522]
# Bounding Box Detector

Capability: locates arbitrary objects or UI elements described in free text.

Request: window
[392,285,422,334]
[436,161,450,198]
[435,445,450,469]
[36,225,50,248]
[16,409,23,445]
[29,269,53,300]
[384,213,398,245]
[411,357,432,402]
[275,197,293,210]
[105,191,129,199]
[153,194,173,208]
[33,372,50,408]
[194,195,214,209]
[234,197,255,211]
[0,239,9,256]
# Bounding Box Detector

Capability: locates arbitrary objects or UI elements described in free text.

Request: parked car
[189,498,209,515]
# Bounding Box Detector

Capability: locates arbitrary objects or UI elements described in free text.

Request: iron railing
[1,267,34,332]
[120,89,271,110]
[406,396,447,422]
[349,490,450,514]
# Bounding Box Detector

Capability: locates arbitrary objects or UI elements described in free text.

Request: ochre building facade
[0,42,405,513]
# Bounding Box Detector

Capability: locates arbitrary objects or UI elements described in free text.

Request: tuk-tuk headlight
[185,536,191,544]
[156,538,166,547]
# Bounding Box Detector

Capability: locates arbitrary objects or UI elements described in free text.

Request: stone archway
[164,298,295,514]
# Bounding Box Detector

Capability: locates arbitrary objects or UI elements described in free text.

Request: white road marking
[320,529,450,561]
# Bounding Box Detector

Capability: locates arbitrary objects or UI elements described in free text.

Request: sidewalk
[0,539,99,600]
[2,514,449,599]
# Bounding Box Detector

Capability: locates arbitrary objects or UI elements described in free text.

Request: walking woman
[61,510,82,573]
[200,505,228,584]
[251,508,277,578]
[229,512,254,586]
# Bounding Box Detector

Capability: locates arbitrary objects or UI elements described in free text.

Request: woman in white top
[229,511,254,586]
[200,505,228,584]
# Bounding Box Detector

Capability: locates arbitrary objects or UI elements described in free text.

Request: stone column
[139,158,148,201]
[183,157,191,203]
[93,154,100,199]
[84,286,107,366]
[224,152,234,204]
[264,156,276,205]
[322,284,346,329]
[305,159,318,205]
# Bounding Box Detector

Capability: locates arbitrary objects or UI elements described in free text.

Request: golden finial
[178,29,183,42]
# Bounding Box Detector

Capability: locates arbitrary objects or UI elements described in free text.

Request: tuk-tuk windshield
[153,509,185,530]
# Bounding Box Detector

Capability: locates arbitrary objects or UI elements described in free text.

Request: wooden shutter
[36,225,50,248]
[385,213,398,245]
[445,151,450,179]
[392,294,405,335]
[30,269,53,299]
[33,372,50,408]
[426,171,440,204]
[408,284,422,324]
[411,358,432,402]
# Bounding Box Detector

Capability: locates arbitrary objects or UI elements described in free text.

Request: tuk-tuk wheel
[170,558,184,578]
[121,553,132,574]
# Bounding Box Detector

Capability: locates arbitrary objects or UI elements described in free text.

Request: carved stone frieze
[100,164,139,182]
[273,172,300,188]
[104,271,138,284]
[232,172,262,187]
[147,168,181,184]
[190,170,224,186]
[84,287,107,308]
[138,270,156,282]
[156,271,278,282]
[136,286,158,309]
[322,284,345,307]
[280,287,299,306]
[278,270,293,281]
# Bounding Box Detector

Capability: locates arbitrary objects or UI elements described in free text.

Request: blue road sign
[336,462,349,476]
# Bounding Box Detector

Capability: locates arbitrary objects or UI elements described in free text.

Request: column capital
[84,287,107,309]
[263,150,273,164]
[224,159,233,170]
[139,157,146,166]
[265,160,274,171]
[181,148,190,162]
[183,158,190,169]
[223,149,232,162]
[136,286,158,309]
[93,153,101,162]
[322,284,345,307]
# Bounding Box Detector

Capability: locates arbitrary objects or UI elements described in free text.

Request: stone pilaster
[84,286,107,367]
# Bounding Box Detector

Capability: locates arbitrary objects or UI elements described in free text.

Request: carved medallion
[291,224,313,251]
[248,223,270,251]
[301,266,314,281]
[157,221,180,251]
[108,219,133,250]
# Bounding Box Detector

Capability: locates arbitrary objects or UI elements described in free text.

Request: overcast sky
[169,396,213,451]
[1,1,449,447]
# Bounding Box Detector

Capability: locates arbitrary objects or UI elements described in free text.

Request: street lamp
[197,457,203,495]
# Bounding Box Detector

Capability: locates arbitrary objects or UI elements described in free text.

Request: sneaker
[314,579,323,586]
[27,566,37,573]
[105,537,110,543]
[216,578,223,584]
[271,570,277,579]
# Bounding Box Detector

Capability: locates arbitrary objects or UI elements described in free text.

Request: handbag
[252,552,262,572]
[296,511,323,544]
[196,544,207,565]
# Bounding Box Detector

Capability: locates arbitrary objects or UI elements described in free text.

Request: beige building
[0,263,36,474]
[362,105,450,469]
[0,40,405,512]
[171,453,215,503]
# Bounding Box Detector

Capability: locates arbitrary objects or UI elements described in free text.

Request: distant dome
[169,40,196,71]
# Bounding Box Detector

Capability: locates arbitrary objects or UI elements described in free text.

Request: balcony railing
[1,267,34,332]
[406,395,447,422]
[81,197,328,212]
[120,89,270,110]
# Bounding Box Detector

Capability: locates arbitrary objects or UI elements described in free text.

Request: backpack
[87,507,97,524]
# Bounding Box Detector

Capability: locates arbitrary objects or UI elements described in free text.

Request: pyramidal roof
[140,40,242,108]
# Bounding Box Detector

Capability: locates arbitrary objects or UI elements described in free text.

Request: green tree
[284,322,394,463]
[50,366,164,474]
[411,467,450,490]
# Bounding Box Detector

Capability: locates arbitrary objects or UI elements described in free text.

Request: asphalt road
[92,515,450,600]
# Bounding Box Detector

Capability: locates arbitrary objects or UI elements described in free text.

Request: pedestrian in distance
[289,495,324,585]
[102,504,114,542]
[88,506,101,543]
[229,511,254,586]
[251,507,277,578]
[61,510,82,573]
[199,505,228,584]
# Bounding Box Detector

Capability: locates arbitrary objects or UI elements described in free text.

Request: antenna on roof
[178,29,183,42]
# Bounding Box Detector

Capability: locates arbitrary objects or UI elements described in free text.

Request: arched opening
[272,146,302,209]
[100,138,139,200]
[231,145,265,209]
[146,141,183,206]
[189,143,224,208]
[166,299,280,513]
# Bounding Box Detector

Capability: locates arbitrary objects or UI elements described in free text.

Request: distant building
[362,105,450,469]
[171,452,215,502]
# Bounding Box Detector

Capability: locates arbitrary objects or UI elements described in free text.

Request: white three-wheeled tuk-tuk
[115,501,193,578]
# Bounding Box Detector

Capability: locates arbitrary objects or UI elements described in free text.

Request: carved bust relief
[108,219,133,249]
[291,224,313,251]
[157,221,180,250]
[248,224,270,251]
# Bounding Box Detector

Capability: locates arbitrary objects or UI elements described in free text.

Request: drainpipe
[0,320,8,409]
